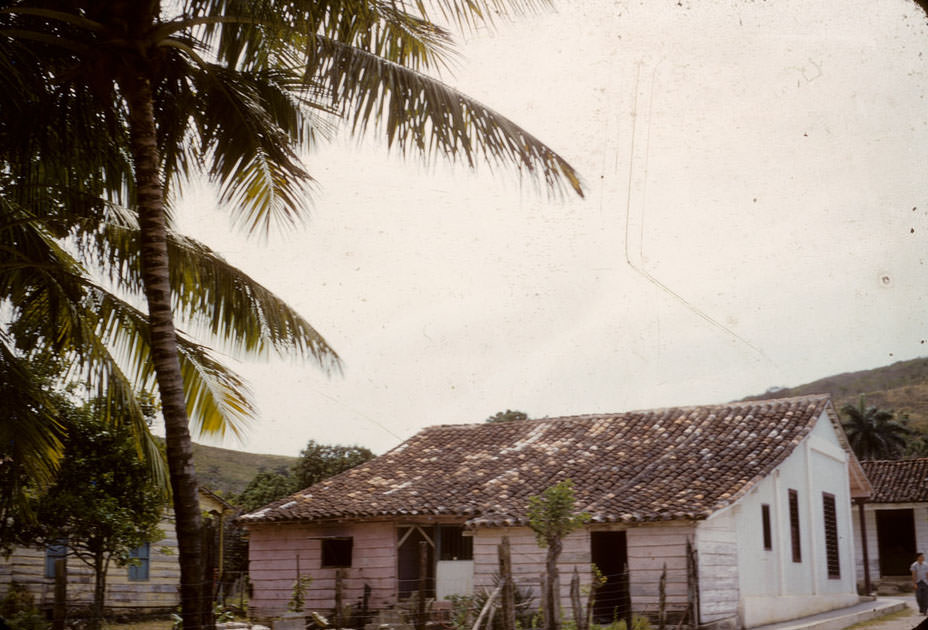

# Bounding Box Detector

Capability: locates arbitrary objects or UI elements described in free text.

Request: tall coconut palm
[841,396,911,460]
[1,2,583,627]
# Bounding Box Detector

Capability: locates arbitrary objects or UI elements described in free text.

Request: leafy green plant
[288,575,314,613]
[527,480,591,630]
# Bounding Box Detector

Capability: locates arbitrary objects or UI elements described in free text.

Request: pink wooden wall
[248,521,396,619]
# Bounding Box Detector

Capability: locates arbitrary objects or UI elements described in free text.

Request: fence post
[570,568,585,630]
[658,564,666,630]
[499,537,515,630]
[621,563,632,630]
[416,540,428,630]
[686,540,699,629]
[53,558,66,630]
[335,568,345,627]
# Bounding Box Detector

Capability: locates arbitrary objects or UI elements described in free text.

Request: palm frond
[74,215,340,370]
[309,34,584,197]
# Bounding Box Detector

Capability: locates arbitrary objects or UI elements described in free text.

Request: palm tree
[1,2,583,627]
[841,396,911,460]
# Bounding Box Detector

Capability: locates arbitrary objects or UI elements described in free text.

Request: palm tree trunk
[121,71,207,630]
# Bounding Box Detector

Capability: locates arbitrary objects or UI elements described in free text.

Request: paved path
[751,597,916,630]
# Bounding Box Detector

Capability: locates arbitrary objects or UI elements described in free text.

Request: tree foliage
[1,2,582,626]
[236,471,296,513]
[527,480,590,630]
[292,440,375,490]
[485,409,529,423]
[17,402,166,630]
[841,396,911,460]
[527,479,590,549]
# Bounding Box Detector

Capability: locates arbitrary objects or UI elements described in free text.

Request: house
[852,459,928,589]
[0,487,234,615]
[242,395,871,629]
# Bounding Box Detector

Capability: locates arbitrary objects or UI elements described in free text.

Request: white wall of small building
[722,410,858,628]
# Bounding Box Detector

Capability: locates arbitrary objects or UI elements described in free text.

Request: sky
[172,0,928,456]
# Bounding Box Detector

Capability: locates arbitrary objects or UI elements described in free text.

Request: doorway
[590,531,629,623]
[876,509,917,576]
[397,526,435,599]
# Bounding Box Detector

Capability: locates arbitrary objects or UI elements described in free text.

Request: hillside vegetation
[189,442,296,496]
[744,356,928,432]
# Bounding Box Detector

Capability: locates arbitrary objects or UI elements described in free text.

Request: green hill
[744,356,928,432]
[189,442,297,497]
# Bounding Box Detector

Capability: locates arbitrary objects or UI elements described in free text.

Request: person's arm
[914,568,919,588]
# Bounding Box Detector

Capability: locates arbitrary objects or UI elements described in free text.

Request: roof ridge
[422,394,833,430]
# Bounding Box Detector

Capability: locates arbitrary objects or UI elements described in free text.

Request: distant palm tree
[841,396,911,460]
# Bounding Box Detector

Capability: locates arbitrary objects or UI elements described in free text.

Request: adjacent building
[242,395,870,629]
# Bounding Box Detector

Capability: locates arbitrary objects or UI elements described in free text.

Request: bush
[447,576,537,630]
[0,583,48,630]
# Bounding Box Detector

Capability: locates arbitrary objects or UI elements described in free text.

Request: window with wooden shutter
[761,504,772,550]
[823,493,840,578]
[789,489,801,563]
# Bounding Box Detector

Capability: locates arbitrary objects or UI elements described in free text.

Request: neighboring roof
[199,486,236,513]
[860,459,928,503]
[243,395,842,526]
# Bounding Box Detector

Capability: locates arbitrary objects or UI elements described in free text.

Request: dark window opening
[438,526,473,561]
[761,504,772,550]
[789,489,801,563]
[823,493,840,579]
[322,537,353,568]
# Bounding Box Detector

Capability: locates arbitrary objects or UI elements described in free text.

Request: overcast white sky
[173,0,928,456]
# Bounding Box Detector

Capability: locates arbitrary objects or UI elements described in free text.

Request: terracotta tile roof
[860,459,928,503]
[242,395,838,526]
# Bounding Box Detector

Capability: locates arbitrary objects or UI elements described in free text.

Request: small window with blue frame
[128,542,151,581]
[45,540,67,578]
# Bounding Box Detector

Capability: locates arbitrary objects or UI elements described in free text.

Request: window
[761,504,772,550]
[45,541,67,578]
[321,537,353,568]
[438,526,473,561]
[128,543,150,581]
[823,493,840,579]
[789,489,801,563]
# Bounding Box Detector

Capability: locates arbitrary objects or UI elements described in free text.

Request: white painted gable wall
[697,410,859,628]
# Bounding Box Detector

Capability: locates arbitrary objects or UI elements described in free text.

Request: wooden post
[658,564,666,630]
[362,583,371,625]
[53,558,66,630]
[539,575,547,630]
[857,500,872,594]
[620,563,632,630]
[335,568,345,627]
[417,540,428,630]
[569,568,584,630]
[685,540,699,628]
[499,537,515,630]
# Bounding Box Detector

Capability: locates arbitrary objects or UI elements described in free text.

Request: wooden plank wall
[625,523,694,615]
[473,526,592,611]
[0,514,181,613]
[694,511,739,622]
[474,524,697,620]
[248,521,396,620]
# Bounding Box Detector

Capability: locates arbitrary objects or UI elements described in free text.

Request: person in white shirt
[911,553,928,614]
